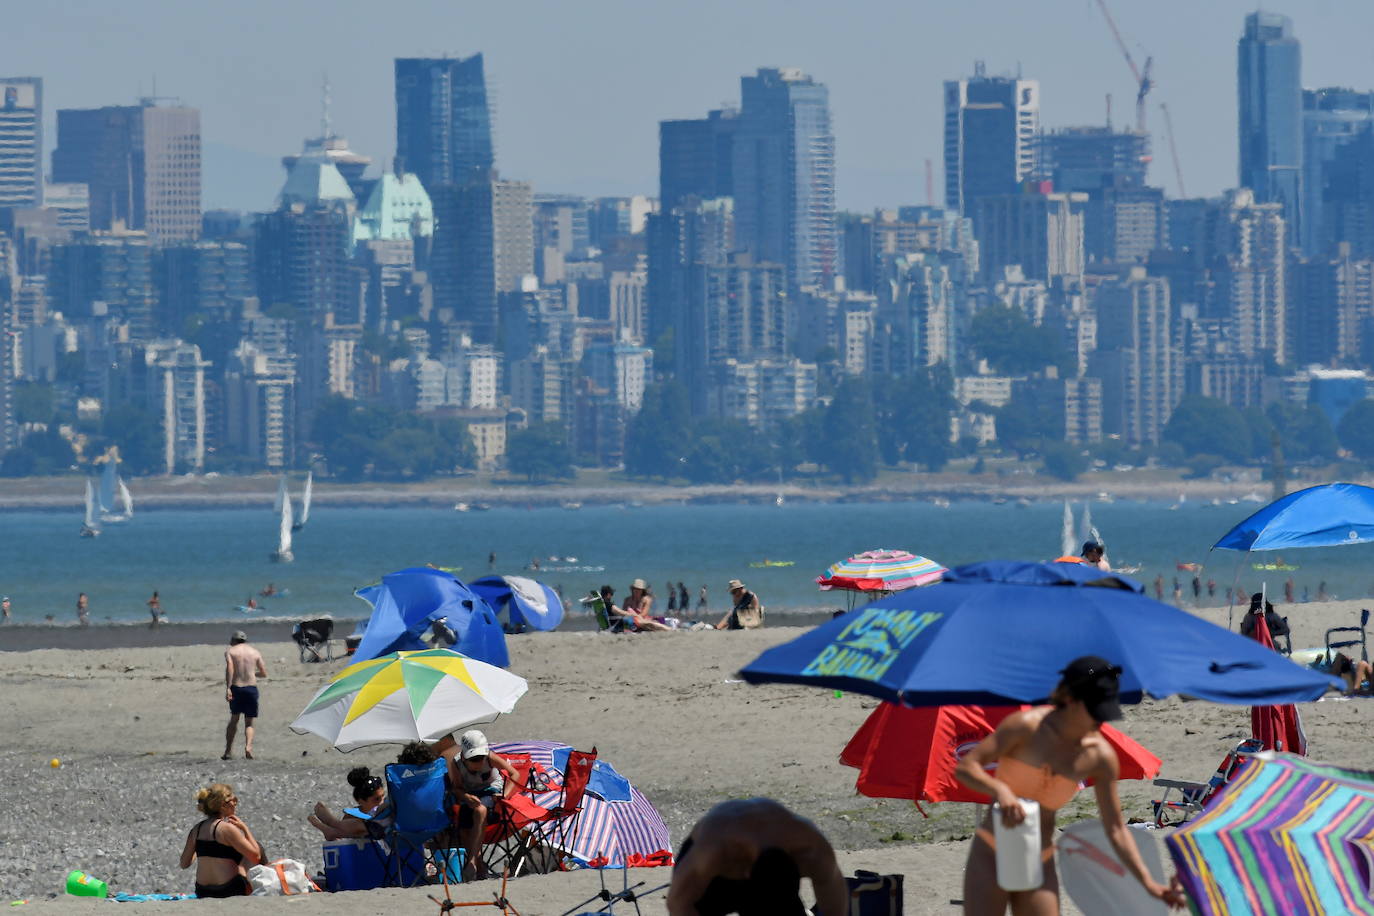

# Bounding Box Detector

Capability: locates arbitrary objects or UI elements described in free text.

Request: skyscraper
[1300,88,1374,256]
[1238,12,1302,230]
[1089,266,1177,447]
[732,67,836,290]
[944,64,1039,216]
[659,108,738,213]
[52,100,201,241]
[430,176,533,344]
[395,56,494,191]
[0,77,42,209]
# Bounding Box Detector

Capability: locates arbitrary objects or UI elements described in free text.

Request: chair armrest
[1153,778,1206,791]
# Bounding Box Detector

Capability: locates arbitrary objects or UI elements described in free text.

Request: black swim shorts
[229,685,260,718]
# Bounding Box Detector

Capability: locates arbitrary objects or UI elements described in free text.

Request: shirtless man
[223,631,267,760]
[667,798,847,916]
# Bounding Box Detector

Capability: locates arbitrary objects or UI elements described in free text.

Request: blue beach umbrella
[469,575,565,631]
[353,567,509,667]
[1212,482,1374,551]
[740,561,1340,707]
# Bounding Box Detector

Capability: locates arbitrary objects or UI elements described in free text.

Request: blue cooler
[322,839,389,891]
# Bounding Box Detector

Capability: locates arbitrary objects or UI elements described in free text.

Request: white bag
[248,859,317,896]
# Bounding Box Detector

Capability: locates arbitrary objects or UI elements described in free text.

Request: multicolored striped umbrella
[1167,752,1374,915]
[817,549,946,592]
[290,649,527,752]
[493,740,671,867]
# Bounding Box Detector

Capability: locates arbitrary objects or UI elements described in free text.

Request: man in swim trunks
[667,798,846,916]
[223,631,267,760]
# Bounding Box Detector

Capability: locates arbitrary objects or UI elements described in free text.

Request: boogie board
[1059,821,1169,916]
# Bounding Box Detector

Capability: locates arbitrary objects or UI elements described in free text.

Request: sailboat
[97,453,133,522]
[271,489,294,563]
[80,479,101,538]
[291,472,312,532]
[1060,501,1075,557]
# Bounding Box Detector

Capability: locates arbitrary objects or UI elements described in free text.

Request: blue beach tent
[740,560,1340,708]
[353,567,509,667]
[469,575,565,631]
[1212,483,1374,552]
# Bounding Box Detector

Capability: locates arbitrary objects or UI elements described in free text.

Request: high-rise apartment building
[1207,188,1288,362]
[974,190,1087,282]
[224,341,295,469]
[0,78,42,209]
[1238,12,1302,230]
[431,176,532,344]
[1301,88,1374,257]
[48,234,158,339]
[659,108,739,213]
[944,65,1039,216]
[1089,266,1177,446]
[732,67,836,289]
[158,240,254,330]
[143,339,209,474]
[395,56,494,191]
[52,101,201,241]
[1290,245,1373,366]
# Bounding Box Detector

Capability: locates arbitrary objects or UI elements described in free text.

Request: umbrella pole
[1226,552,1247,631]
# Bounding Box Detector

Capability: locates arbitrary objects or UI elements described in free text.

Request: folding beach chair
[383,757,453,886]
[1150,738,1265,827]
[1326,608,1369,664]
[292,617,334,663]
[519,747,597,873]
[480,754,550,878]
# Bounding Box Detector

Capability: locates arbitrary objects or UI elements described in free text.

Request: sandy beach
[5,597,1372,914]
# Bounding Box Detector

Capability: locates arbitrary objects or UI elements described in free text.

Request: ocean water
[1,498,1371,629]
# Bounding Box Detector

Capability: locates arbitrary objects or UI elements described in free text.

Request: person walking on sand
[148,591,164,626]
[1,595,9,622]
[668,798,847,916]
[76,592,89,627]
[1285,578,1295,604]
[955,657,1186,914]
[223,631,267,760]
[678,582,690,616]
[698,584,709,611]
[1153,575,1164,601]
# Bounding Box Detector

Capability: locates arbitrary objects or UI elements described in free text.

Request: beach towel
[111,893,195,902]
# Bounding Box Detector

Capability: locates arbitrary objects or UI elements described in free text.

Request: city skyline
[6,0,1372,212]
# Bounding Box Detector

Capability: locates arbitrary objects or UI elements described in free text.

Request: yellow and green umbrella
[289,648,528,751]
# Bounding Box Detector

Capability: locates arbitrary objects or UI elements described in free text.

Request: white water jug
[993,798,1043,891]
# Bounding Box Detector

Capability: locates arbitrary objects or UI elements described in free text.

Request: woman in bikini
[309,766,388,840]
[955,656,1186,915]
[179,783,265,898]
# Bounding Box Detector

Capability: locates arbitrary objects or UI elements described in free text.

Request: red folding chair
[520,747,597,872]
[479,755,550,878]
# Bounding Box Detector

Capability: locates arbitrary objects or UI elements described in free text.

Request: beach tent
[353,567,509,667]
[1167,752,1374,915]
[741,560,1341,707]
[469,575,565,631]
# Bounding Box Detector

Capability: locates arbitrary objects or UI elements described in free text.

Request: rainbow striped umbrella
[290,648,527,752]
[1167,752,1374,915]
[493,740,671,867]
[817,549,946,593]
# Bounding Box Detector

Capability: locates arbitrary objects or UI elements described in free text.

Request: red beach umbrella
[840,703,1162,812]
[1247,613,1307,755]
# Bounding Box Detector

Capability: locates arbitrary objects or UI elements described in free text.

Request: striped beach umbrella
[290,648,527,752]
[1167,752,1374,915]
[492,740,671,867]
[818,549,946,593]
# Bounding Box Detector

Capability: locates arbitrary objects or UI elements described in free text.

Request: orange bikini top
[995,756,1080,810]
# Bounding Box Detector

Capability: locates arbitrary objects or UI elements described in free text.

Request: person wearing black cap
[1081,541,1111,572]
[954,656,1185,914]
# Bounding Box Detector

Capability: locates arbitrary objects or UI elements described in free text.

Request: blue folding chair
[382,757,453,887]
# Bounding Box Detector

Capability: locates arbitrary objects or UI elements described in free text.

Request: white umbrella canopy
[290,648,528,752]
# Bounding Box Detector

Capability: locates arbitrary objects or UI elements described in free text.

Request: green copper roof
[353,172,434,242]
[280,150,356,207]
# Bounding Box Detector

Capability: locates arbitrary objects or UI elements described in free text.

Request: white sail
[98,457,118,516]
[297,472,312,527]
[1061,501,1075,557]
[84,479,99,530]
[274,493,294,562]
[1079,504,1094,547]
[274,476,288,513]
[118,479,133,518]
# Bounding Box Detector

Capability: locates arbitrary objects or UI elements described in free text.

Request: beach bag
[248,859,318,896]
[734,599,764,629]
[846,870,903,915]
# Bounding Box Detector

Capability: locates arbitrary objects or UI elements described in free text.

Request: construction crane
[1094,0,1153,134]
[1159,102,1187,198]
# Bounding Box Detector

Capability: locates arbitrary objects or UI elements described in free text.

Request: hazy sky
[7,0,1373,212]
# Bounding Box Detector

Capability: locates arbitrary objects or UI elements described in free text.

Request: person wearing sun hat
[617,578,670,632]
[716,579,763,630]
[954,656,1186,913]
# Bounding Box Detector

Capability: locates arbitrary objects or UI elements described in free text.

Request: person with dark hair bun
[309,763,396,840]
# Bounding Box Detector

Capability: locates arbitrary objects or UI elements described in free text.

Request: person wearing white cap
[617,579,671,632]
[452,729,519,880]
[223,630,267,760]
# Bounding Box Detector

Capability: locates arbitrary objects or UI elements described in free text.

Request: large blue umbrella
[469,575,565,631]
[1213,482,1374,551]
[740,561,1340,707]
[353,567,509,667]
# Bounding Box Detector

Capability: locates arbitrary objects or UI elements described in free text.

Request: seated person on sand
[181,783,265,898]
[309,766,388,840]
[309,742,437,840]
[667,798,846,916]
[616,579,671,632]
[450,729,521,881]
[1239,592,1290,641]
[1332,653,1373,696]
[716,580,763,630]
